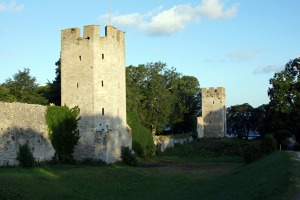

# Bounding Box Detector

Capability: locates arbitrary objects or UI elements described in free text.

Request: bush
[16,144,35,167]
[45,105,80,163]
[162,138,248,158]
[121,146,137,166]
[260,134,277,154]
[127,112,155,157]
[243,141,263,163]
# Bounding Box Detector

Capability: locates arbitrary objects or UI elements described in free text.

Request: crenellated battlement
[202,87,225,99]
[61,25,124,42]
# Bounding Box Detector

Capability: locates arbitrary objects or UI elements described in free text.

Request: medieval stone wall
[0,102,55,166]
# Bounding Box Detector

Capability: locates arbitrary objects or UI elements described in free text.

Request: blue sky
[0,0,299,107]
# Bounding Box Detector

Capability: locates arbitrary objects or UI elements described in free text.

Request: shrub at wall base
[45,105,80,163]
[16,143,35,167]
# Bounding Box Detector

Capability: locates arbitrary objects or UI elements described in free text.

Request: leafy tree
[0,84,14,102]
[226,103,257,139]
[126,65,148,112]
[127,62,173,135]
[45,105,80,163]
[126,62,201,135]
[3,68,48,105]
[44,59,61,105]
[169,75,201,133]
[266,57,300,143]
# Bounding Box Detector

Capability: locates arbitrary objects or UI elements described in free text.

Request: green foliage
[16,143,35,167]
[121,146,137,166]
[43,59,61,105]
[260,134,277,154]
[243,135,277,163]
[243,141,263,163]
[127,112,155,157]
[163,138,248,158]
[226,103,265,138]
[0,84,14,102]
[45,105,80,163]
[126,62,201,135]
[266,57,300,142]
[2,68,48,105]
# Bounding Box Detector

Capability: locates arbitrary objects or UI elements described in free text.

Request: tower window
[77,83,79,88]
[102,108,105,115]
[101,80,104,87]
[102,54,104,59]
[79,55,81,61]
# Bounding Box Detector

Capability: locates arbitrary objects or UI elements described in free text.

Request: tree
[226,103,256,139]
[126,62,201,135]
[169,75,201,133]
[142,62,173,135]
[266,57,300,143]
[43,59,61,105]
[0,84,14,102]
[126,62,173,135]
[3,68,48,105]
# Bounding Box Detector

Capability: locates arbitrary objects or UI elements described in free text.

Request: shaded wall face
[0,102,55,166]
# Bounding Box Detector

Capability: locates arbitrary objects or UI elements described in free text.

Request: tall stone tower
[197,87,226,138]
[61,25,131,163]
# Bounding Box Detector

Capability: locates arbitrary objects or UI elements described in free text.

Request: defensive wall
[0,102,54,166]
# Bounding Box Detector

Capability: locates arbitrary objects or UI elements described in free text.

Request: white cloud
[253,64,283,74]
[227,49,263,62]
[99,0,238,36]
[196,0,238,19]
[0,0,24,12]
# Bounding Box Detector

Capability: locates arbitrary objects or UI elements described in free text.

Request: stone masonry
[0,102,54,166]
[197,87,226,138]
[61,25,131,163]
[0,24,131,166]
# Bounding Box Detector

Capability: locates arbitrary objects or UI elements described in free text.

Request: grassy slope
[0,152,298,200]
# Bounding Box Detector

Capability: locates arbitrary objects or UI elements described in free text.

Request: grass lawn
[0,151,299,200]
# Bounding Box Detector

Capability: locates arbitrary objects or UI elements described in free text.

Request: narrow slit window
[102,108,105,115]
[101,80,104,87]
[77,83,79,88]
[79,55,81,61]
[102,54,104,59]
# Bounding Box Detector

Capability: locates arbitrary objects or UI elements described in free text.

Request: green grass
[0,151,299,200]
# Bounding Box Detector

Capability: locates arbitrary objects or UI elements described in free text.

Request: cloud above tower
[98,0,238,36]
[0,0,24,12]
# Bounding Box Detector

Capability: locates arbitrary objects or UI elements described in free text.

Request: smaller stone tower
[197,87,226,138]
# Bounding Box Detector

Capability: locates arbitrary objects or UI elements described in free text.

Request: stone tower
[61,25,131,163]
[197,87,226,138]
